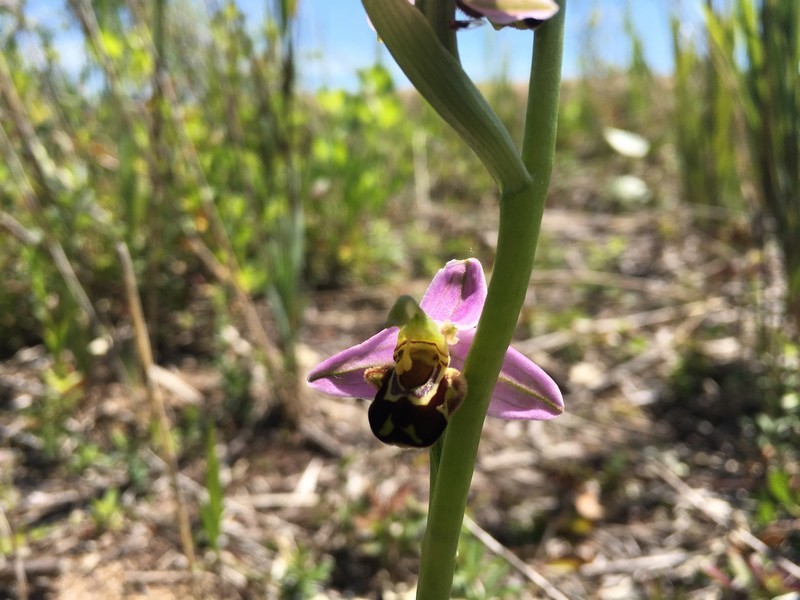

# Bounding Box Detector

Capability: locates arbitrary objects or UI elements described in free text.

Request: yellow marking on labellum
[400,425,424,446]
[378,416,394,437]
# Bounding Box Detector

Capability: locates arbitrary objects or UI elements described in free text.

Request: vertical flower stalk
[416,4,566,599]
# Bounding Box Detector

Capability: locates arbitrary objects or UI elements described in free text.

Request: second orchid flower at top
[307,259,564,447]
[369,0,559,33]
[458,0,559,27]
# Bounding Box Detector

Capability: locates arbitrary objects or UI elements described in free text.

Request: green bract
[362,0,530,191]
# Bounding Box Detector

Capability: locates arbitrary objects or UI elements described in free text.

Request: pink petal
[419,258,487,329]
[450,330,564,420]
[307,328,397,398]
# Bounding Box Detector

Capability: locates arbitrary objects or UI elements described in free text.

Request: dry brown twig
[530,268,695,301]
[580,551,690,576]
[516,296,728,355]
[648,456,800,581]
[463,516,570,600]
[0,210,40,246]
[0,502,28,600]
[116,242,198,585]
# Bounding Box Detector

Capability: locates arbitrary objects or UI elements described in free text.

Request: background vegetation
[0,1,797,598]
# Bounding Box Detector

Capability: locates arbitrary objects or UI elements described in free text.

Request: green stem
[416,5,565,599]
[423,0,459,58]
[428,436,444,497]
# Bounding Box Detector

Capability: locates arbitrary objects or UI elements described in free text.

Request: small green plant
[763,467,800,520]
[91,488,123,533]
[68,442,106,474]
[451,531,521,600]
[214,319,255,427]
[622,6,653,128]
[199,425,224,554]
[745,338,800,538]
[670,12,740,212]
[30,366,84,461]
[277,545,333,600]
[556,8,603,149]
[703,0,800,325]
[110,428,150,493]
[367,502,427,570]
[705,547,800,599]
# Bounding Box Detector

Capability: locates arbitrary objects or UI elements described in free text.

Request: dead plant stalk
[116,242,197,576]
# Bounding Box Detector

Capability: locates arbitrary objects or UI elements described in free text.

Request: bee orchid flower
[307,259,564,447]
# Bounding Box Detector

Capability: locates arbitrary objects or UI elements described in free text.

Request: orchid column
[311,0,566,597]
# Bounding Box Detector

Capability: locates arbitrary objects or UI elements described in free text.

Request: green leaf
[767,468,794,506]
